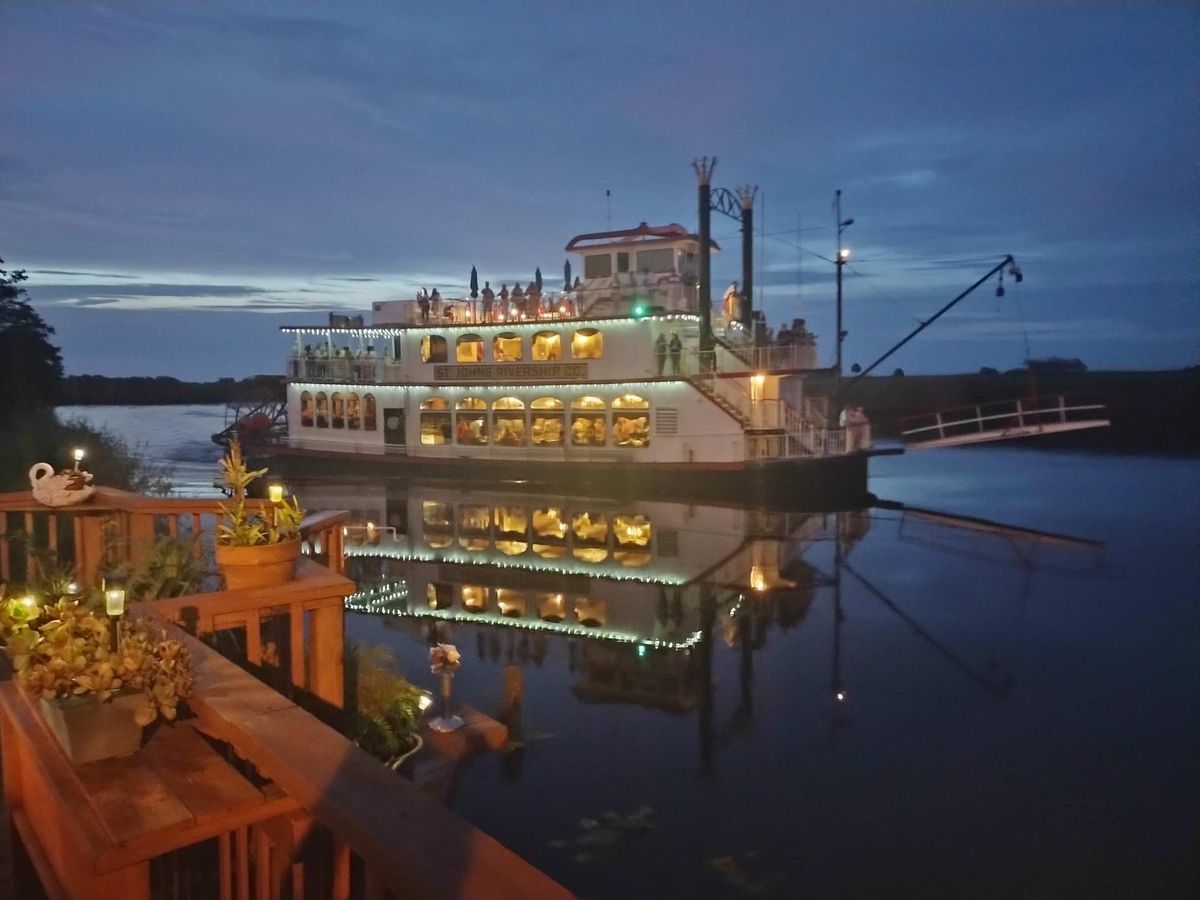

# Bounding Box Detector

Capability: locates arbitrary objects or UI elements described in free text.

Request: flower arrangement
[216,439,303,547]
[0,594,193,727]
[428,642,461,675]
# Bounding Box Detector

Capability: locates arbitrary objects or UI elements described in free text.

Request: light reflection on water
[63,406,1200,897]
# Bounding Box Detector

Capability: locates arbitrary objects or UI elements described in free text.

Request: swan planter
[28,463,95,507]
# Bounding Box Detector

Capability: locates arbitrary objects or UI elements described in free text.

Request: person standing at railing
[668,332,682,375]
[722,281,739,330]
[654,333,667,376]
[481,281,495,321]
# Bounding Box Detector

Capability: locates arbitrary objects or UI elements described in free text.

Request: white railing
[288,356,386,383]
[899,395,1109,444]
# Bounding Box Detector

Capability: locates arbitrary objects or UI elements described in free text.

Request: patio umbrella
[469,265,479,299]
[534,267,543,292]
[564,260,572,291]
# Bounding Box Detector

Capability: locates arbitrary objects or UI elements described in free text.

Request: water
[61,405,1200,897]
[57,404,227,496]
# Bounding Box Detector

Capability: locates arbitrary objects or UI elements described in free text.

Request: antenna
[605,189,611,229]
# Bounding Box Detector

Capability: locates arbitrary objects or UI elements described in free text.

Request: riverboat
[272,222,881,506]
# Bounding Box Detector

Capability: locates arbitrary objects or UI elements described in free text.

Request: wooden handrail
[163,611,574,900]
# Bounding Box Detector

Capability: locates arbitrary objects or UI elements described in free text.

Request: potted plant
[345,643,430,771]
[0,594,194,765]
[215,439,304,590]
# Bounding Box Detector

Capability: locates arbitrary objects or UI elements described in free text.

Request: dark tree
[0,261,64,423]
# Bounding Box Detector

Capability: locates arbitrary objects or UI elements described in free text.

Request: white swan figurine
[29,463,96,507]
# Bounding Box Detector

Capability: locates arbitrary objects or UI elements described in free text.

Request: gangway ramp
[899,395,1109,449]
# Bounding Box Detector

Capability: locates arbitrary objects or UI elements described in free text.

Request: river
[58,404,1200,898]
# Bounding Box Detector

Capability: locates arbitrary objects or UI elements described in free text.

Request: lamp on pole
[834,189,854,380]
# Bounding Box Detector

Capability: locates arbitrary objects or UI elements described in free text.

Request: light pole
[834,189,854,380]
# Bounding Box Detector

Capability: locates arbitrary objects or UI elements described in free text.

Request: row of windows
[420,328,603,363]
[582,248,676,279]
[299,391,377,429]
[418,394,651,448]
[426,584,610,625]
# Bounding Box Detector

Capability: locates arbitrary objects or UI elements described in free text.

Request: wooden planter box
[38,693,144,765]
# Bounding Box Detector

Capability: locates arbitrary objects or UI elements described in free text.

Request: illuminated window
[346,392,361,430]
[420,396,449,410]
[363,394,377,430]
[462,585,489,612]
[300,391,314,427]
[571,328,604,359]
[614,414,650,448]
[497,590,526,618]
[612,394,649,409]
[531,397,565,446]
[420,413,451,445]
[614,550,652,568]
[331,392,345,429]
[458,504,491,550]
[456,334,484,363]
[571,511,608,544]
[422,501,453,530]
[455,396,488,445]
[532,507,568,540]
[492,396,525,410]
[575,598,607,626]
[493,332,523,362]
[537,593,567,623]
[572,547,608,563]
[422,502,453,547]
[426,582,454,610]
[571,413,606,446]
[315,392,329,428]
[420,335,447,363]
[571,395,605,410]
[531,331,562,361]
[614,514,653,548]
[494,506,527,538]
[495,539,528,556]
[533,543,568,559]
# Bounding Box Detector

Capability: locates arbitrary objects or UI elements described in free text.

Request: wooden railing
[0,489,572,898]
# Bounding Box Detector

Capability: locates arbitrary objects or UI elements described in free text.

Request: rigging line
[845,264,925,326]
[764,231,835,264]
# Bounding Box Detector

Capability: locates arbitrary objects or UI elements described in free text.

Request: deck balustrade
[0,488,571,899]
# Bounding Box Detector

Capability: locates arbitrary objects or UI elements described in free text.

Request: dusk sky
[2,1,1196,380]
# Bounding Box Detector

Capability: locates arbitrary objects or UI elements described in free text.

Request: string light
[280,312,700,338]
[345,583,704,651]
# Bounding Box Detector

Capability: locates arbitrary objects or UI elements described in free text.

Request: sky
[2,1,1197,380]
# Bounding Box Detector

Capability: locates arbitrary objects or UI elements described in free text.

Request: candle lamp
[268,483,285,504]
[72,447,85,471]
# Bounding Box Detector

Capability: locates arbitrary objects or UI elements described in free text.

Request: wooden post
[309,603,345,710]
[289,603,306,693]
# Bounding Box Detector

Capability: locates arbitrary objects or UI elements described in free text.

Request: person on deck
[654,333,668,376]
[481,282,495,321]
[722,282,740,329]
[668,332,682,375]
[417,289,430,323]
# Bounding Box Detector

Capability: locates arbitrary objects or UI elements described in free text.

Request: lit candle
[72,447,85,471]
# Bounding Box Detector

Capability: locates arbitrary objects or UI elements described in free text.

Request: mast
[693,157,716,350]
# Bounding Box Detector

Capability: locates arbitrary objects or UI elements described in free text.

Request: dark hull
[254,444,897,510]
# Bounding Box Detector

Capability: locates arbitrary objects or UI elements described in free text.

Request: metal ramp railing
[899,395,1110,449]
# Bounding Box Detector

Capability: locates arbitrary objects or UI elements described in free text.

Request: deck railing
[0,488,570,899]
[899,394,1109,447]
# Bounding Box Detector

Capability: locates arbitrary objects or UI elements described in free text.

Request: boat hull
[255,444,891,509]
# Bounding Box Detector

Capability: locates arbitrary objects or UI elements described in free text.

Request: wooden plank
[140,722,264,821]
[11,809,71,900]
[75,751,195,846]
[254,826,271,900]
[23,512,34,578]
[245,614,263,667]
[308,603,344,709]
[167,515,179,539]
[47,513,58,555]
[289,603,305,692]
[236,826,250,900]
[219,832,233,900]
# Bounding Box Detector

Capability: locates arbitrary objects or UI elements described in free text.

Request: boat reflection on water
[299,477,1106,780]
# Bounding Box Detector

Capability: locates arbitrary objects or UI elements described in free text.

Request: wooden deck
[0,488,573,899]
